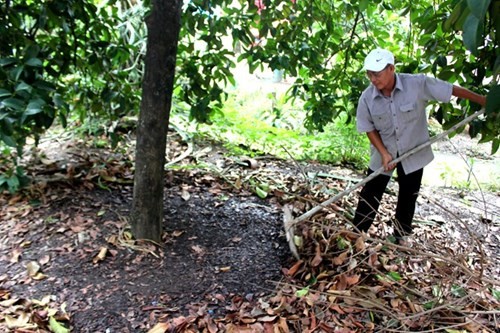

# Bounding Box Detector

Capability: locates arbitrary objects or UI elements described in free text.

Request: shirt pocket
[399,102,419,122]
[371,109,392,134]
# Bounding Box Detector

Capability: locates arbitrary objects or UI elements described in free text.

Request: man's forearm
[366,130,389,156]
[452,85,486,106]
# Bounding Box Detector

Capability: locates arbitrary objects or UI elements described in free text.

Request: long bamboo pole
[291,108,486,225]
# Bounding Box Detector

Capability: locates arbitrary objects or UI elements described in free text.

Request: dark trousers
[353,164,423,237]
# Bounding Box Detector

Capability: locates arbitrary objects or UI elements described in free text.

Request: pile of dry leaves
[126,145,498,332]
[146,169,500,332]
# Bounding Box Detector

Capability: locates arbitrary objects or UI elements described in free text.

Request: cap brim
[363,62,388,72]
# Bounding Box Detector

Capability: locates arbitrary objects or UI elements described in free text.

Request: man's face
[366,64,394,91]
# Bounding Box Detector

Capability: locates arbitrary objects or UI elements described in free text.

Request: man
[353,48,486,243]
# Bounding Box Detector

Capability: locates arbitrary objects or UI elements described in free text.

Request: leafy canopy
[182,0,498,150]
[0,0,498,192]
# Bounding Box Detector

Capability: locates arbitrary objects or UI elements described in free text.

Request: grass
[174,88,370,170]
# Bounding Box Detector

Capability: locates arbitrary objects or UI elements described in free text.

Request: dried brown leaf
[191,245,204,255]
[147,322,171,333]
[226,323,260,332]
[257,315,277,323]
[276,317,290,333]
[4,312,34,329]
[26,261,40,277]
[329,304,345,314]
[368,252,379,267]
[344,274,360,286]
[390,298,402,309]
[241,317,257,324]
[181,185,191,201]
[336,275,347,291]
[285,260,303,277]
[172,230,184,237]
[0,298,19,307]
[93,247,108,264]
[39,255,51,266]
[355,236,365,252]
[332,251,348,265]
[10,248,22,263]
[311,244,322,267]
[32,272,48,280]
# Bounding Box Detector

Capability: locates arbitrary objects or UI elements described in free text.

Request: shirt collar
[369,73,404,99]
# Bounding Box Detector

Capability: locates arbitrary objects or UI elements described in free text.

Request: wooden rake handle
[292,108,486,225]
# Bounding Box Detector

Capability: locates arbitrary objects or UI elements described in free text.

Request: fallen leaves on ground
[141,160,500,332]
[0,292,70,332]
[1,133,499,332]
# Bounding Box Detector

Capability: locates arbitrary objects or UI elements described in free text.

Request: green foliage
[426,0,499,153]
[0,164,29,193]
[185,91,369,168]
[1,0,499,193]
[176,0,239,123]
[0,0,141,157]
[177,0,498,149]
[0,0,144,190]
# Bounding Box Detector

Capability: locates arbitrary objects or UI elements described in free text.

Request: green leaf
[295,286,309,297]
[25,99,46,116]
[6,174,20,193]
[432,285,443,297]
[359,0,369,11]
[486,85,500,115]
[436,55,447,67]
[0,134,17,147]
[444,2,466,31]
[1,98,25,111]
[9,66,24,81]
[255,186,268,199]
[492,288,500,301]
[33,80,56,91]
[451,284,467,297]
[25,58,43,67]
[24,44,40,60]
[0,57,16,67]
[387,271,401,281]
[438,69,455,81]
[492,138,499,155]
[15,82,32,94]
[49,316,70,333]
[466,0,491,19]
[462,13,482,54]
[423,301,435,309]
[0,89,11,98]
[337,236,349,250]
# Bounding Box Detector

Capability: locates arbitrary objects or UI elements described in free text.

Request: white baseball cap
[363,48,394,72]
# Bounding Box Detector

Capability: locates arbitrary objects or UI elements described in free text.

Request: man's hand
[381,151,395,171]
[366,130,395,172]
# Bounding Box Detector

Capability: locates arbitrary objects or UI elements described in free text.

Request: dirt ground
[0,169,292,332]
[0,132,499,332]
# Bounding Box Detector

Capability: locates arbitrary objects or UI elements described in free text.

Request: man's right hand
[366,130,396,172]
[381,152,395,171]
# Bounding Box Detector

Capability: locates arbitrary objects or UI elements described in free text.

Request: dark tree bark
[131,0,182,241]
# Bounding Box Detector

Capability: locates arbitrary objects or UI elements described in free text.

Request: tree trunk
[131,0,182,241]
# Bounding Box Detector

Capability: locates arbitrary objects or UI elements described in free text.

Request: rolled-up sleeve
[421,75,453,103]
[356,94,375,133]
